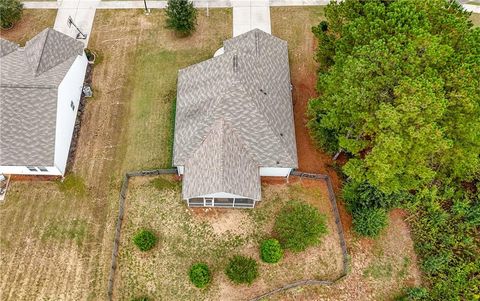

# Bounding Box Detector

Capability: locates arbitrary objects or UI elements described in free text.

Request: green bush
[189,263,211,288]
[225,255,258,285]
[352,208,388,238]
[132,229,157,251]
[274,200,327,252]
[165,0,197,35]
[0,0,23,29]
[260,239,283,264]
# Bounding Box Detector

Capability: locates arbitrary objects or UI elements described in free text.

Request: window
[70,100,75,111]
[38,166,48,172]
[27,166,38,172]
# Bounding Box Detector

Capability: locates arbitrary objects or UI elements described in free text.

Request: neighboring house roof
[0,28,84,167]
[174,29,298,200]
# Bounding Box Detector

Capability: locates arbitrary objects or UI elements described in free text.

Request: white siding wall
[0,166,61,176]
[53,53,88,175]
[198,192,250,199]
[259,167,292,177]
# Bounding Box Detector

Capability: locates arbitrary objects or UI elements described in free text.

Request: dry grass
[471,13,480,26]
[114,176,344,301]
[0,9,231,301]
[0,10,57,45]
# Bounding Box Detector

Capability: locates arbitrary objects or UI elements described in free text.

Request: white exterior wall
[0,166,62,176]
[198,192,251,199]
[53,53,88,175]
[259,167,292,177]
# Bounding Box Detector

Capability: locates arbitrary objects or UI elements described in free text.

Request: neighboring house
[0,28,87,176]
[173,29,298,208]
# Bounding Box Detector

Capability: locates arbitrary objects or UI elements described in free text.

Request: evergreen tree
[165,0,197,35]
[0,0,23,29]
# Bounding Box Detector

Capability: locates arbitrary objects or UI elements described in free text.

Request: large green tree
[309,0,480,194]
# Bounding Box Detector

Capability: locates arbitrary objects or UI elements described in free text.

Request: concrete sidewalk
[23,0,331,9]
[53,0,100,46]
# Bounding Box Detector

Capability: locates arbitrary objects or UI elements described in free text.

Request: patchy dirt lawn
[0,10,57,45]
[114,176,344,301]
[270,7,422,301]
[0,9,231,301]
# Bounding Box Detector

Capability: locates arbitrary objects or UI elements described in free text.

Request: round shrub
[352,208,388,237]
[225,255,258,285]
[132,229,157,251]
[260,239,283,263]
[0,0,23,29]
[274,200,328,252]
[189,263,211,288]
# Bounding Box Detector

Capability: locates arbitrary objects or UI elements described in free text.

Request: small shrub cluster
[260,239,283,264]
[132,229,157,251]
[343,180,407,237]
[225,255,258,285]
[189,263,211,288]
[0,0,23,29]
[274,200,327,252]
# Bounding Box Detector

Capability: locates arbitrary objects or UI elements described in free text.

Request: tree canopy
[0,0,23,29]
[309,0,480,194]
[310,1,480,298]
[165,0,197,35]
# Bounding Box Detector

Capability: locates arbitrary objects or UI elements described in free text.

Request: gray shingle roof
[174,29,297,200]
[0,39,18,57]
[0,28,84,167]
[183,119,261,200]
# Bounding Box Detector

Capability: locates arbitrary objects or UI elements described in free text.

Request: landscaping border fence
[106,169,349,301]
[107,168,177,300]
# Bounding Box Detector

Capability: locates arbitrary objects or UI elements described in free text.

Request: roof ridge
[34,28,50,76]
[234,81,295,165]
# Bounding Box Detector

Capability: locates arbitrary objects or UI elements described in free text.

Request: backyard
[114,176,344,300]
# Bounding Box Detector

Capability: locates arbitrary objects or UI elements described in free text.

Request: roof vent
[280,133,284,137]
[233,54,238,72]
[255,31,259,56]
[276,161,280,165]
[259,88,267,95]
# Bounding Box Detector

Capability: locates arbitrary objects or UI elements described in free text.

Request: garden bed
[113,175,345,300]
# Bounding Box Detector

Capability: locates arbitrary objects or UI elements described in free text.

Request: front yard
[0,10,57,45]
[114,176,344,300]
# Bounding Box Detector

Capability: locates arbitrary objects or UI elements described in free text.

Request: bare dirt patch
[0,10,57,45]
[114,176,344,301]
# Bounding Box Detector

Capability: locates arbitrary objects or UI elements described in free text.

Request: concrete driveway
[53,0,100,46]
[232,0,271,36]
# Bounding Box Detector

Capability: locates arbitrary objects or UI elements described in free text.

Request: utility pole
[67,16,87,40]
